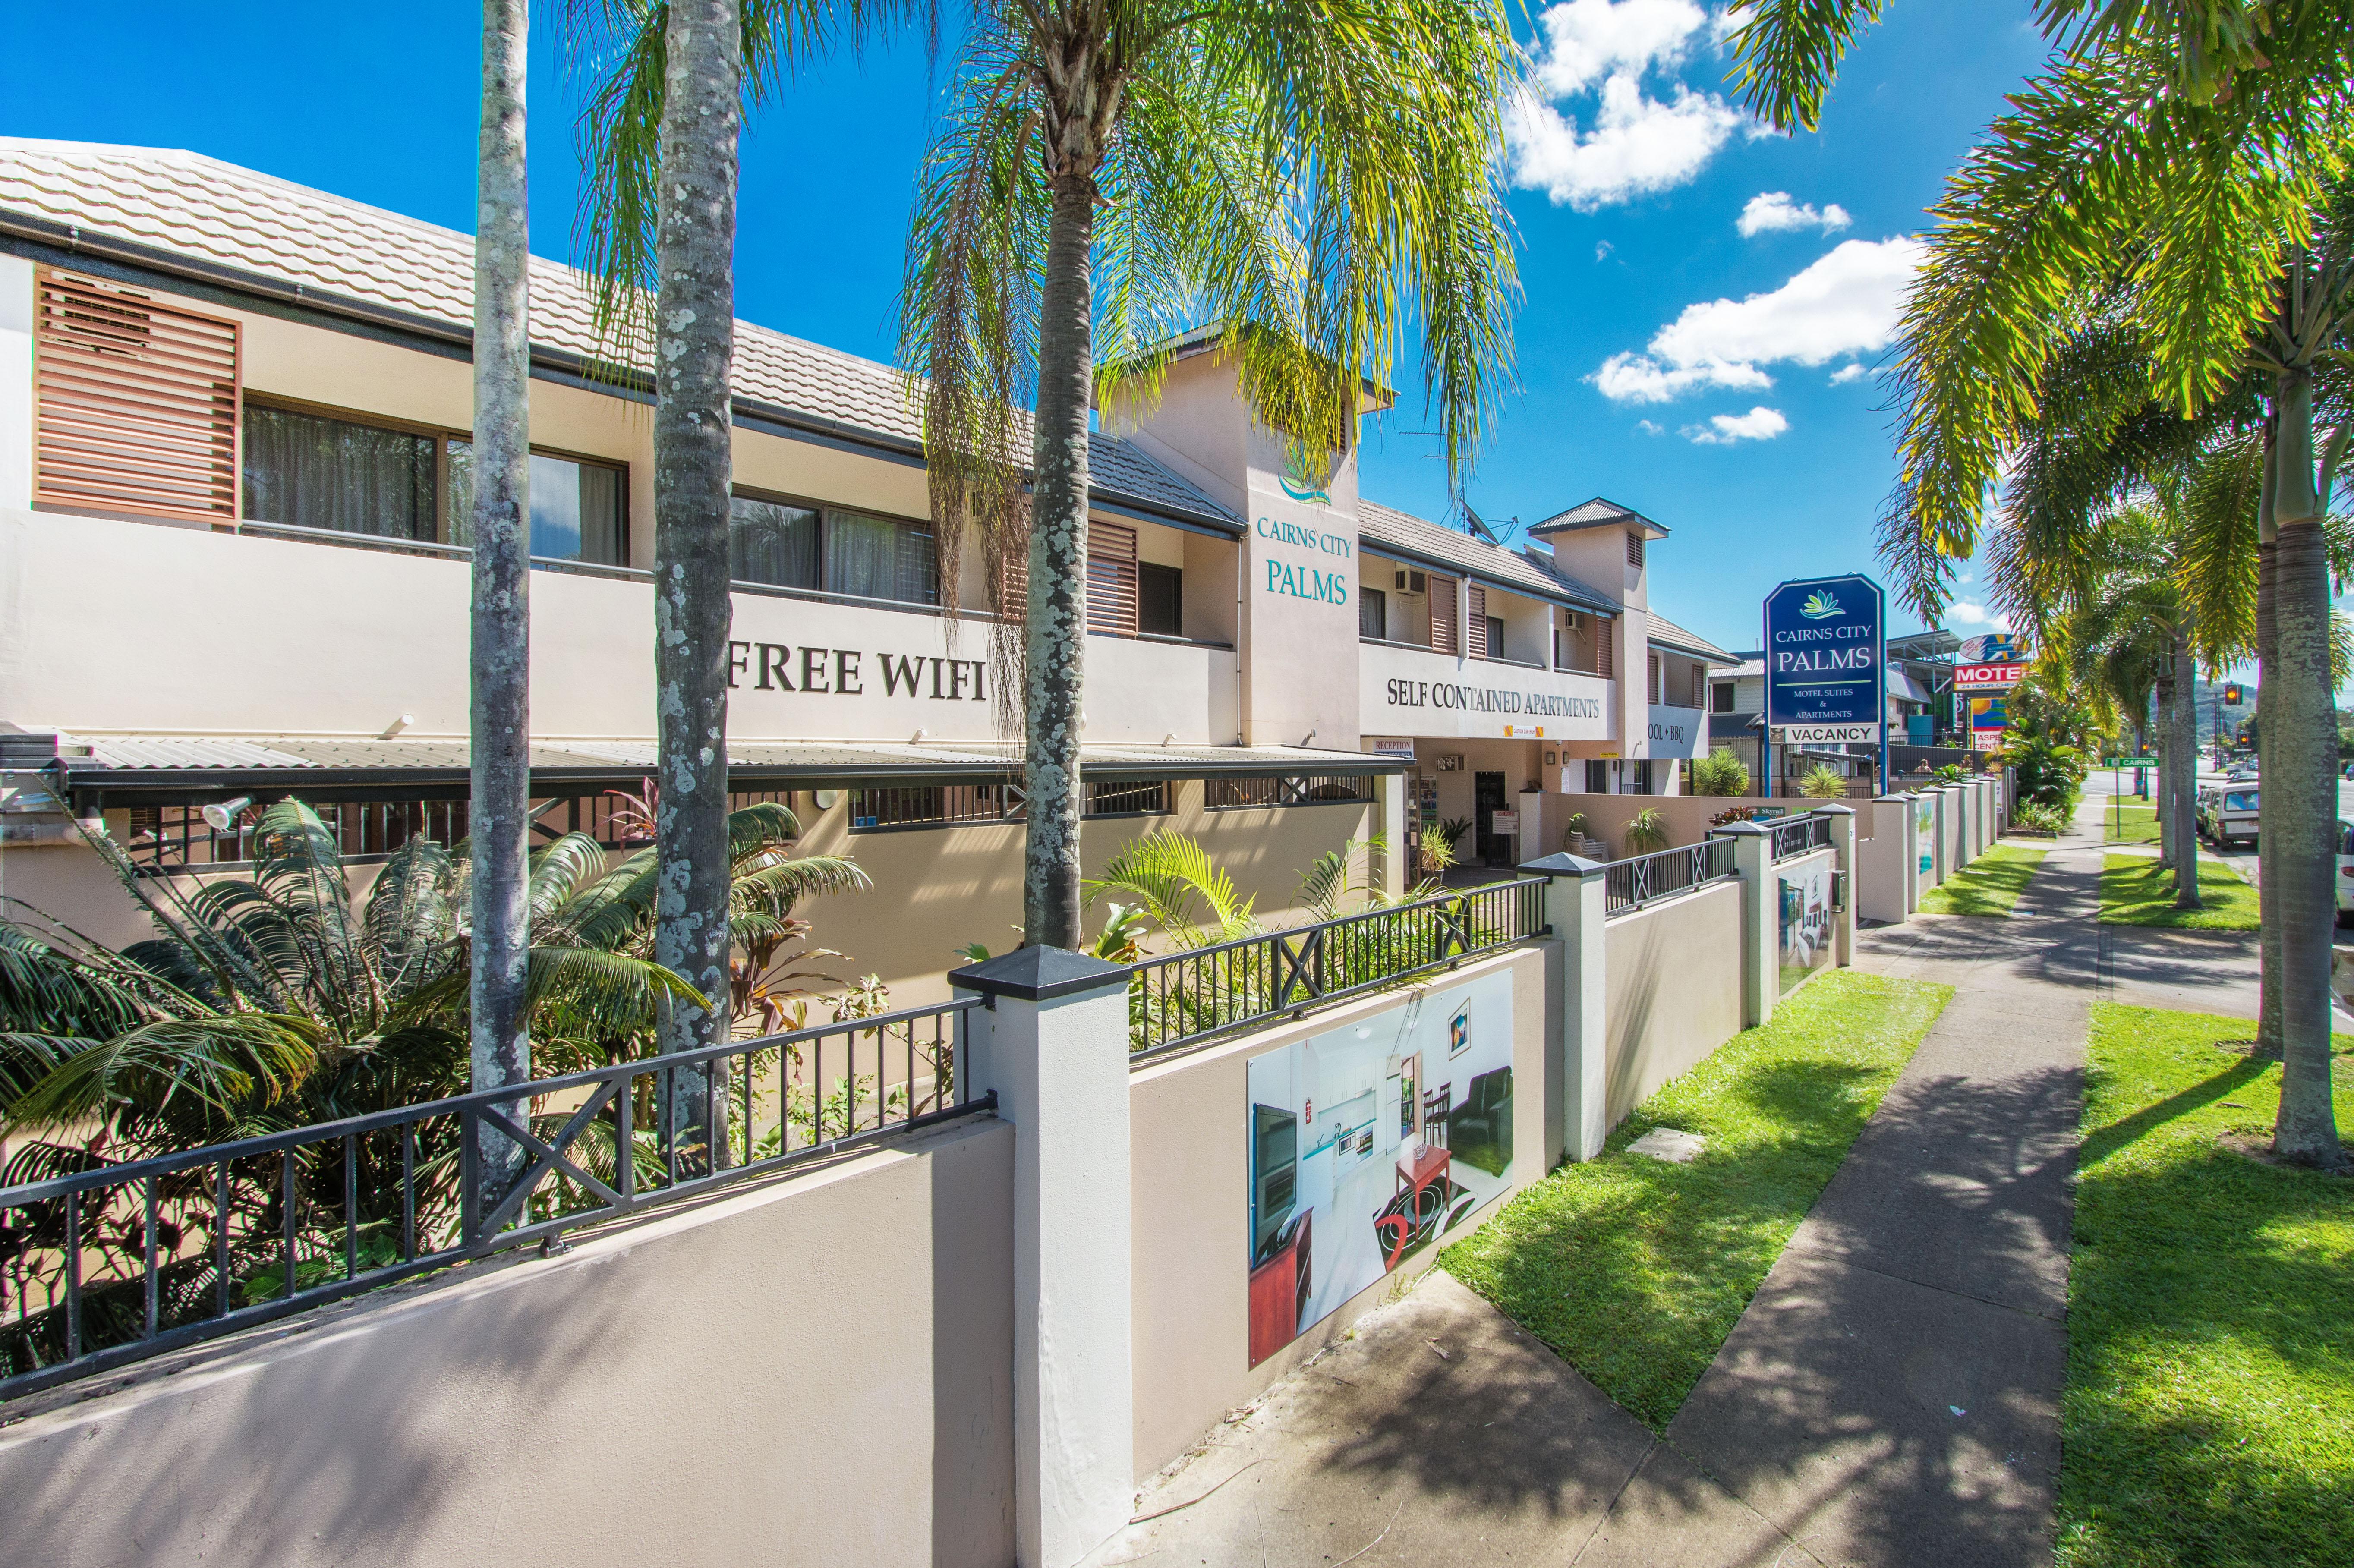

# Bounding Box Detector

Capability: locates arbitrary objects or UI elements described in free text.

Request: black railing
[1770,813,1834,860]
[1602,838,1738,916]
[0,999,985,1401]
[1126,878,1547,1060]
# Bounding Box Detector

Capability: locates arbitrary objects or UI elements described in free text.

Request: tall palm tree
[900,0,1519,948]
[470,0,535,1203]
[1725,8,2354,1165]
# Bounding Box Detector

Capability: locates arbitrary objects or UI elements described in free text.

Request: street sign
[1764,574,1886,740]
[1955,662,2026,690]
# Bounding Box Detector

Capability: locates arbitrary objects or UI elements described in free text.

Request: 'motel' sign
[1765,574,1885,738]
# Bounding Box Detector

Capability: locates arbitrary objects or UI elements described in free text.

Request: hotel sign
[1765,574,1884,744]
[1954,661,2025,690]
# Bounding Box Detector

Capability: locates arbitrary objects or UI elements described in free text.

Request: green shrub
[1799,764,1850,799]
[2011,800,2070,834]
[1623,807,1671,854]
[1690,747,1750,796]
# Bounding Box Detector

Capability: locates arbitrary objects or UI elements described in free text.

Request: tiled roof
[1356,500,1617,613]
[0,139,1238,530]
[1643,611,1739,665]
[1530,495,1668,537]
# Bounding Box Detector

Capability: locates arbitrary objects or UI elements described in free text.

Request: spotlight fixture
[202,796,253,832]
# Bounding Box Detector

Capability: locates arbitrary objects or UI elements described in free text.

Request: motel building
[0,139,1733,1003]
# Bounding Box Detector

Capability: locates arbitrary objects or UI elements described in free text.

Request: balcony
[0,506,1236,748]
[1359,635,1614,743]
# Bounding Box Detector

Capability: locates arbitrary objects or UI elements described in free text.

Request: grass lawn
[2099,853,2261,930]
[2103,802,2159,844]
[2060,1004,2354,1568]
[1440,970,1951,1429]
[1918,842,2047,916]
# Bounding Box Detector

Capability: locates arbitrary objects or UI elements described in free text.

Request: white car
[2199,784,2259,849]
[2341,820,2354,916]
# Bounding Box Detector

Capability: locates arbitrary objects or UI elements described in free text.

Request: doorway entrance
[1474,771,1509,866]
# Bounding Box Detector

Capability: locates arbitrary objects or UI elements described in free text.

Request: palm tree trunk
[2169,626,2201,910]
[1020,166,1097,950]
[652,0,741,1171]
[2153,673,2176,872]
[2256,414,2282,1058]
[2270,364,2342,1165]
[469,0,532,1213]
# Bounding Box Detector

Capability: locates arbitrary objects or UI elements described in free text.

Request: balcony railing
[1126,878,1548,1060]
[0,999,986,1401]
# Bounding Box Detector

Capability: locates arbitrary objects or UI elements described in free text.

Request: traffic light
[2224,683,2243,705]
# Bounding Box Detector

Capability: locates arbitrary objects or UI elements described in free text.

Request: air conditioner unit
[1563,610,1586,630]
[1394,568,1427,595]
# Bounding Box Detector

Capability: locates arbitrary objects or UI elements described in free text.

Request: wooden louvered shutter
[1430,575,1458,655]
[1648,651,1661,703]
[1692,664,1705,708]
[35,270,240,522]
[1466,585,1487,655]
[1597,618,1613,679]
[1086,521,1138,634]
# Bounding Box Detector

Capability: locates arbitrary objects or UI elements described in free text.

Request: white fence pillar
[1374,769,1407,898]
[1717,821,1775,1028]
[1817,803,1857,968]
[951,949,1134,1568]
[1522,850,1609,1162]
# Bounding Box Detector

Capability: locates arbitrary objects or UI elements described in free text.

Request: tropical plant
[470,0,534,1204]
[1083,831,1263,951]
[2010,800,2072,836]
[1998,732,2089,819]
[1622,808,1671,856]
[1799,764,1850,800]
[1724,0,2354,1163]
[1417,821,1460,880]
[1691,748,1750,797]
[898,0,1520,951]
[1296,834,1431,923]
[1932,763,1967,784]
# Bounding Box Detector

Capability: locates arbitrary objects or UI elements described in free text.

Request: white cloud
[1828,363,1866,385]
[1947,600,2014,633]
[1593,236,1925,403]
[1682,406,1788,444]
[1737,191,1852,237]
[1636,418,1665,435]
[1505,0,1755,210]
[1595,239,1614,261]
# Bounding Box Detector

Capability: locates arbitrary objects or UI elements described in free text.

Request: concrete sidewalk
[1089,821,2142,1568]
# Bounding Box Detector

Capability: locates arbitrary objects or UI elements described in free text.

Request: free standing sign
[1764,575,1886,743]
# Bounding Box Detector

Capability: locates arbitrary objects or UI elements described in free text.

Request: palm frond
[0,1015,326,1133]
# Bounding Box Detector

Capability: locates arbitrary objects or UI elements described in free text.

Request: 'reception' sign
[1764,574,1885,743]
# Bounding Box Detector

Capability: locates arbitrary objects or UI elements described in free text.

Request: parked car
[2198,784,2259,848]
[2341,821,2354,919]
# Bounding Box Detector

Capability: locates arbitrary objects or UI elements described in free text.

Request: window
[1086,522,1138,633]
[1712,681,1736,714]
[827,507,938,605]
[1140,562,1184,637]
[243,403,437,540]
[448,441,627,566]
[1585,760,1609,793]
[728,490,939,606]
[35,270,240,521]
[1630,760,1655,795]
[1206,775,1372,809]
[1087,780,1170,816]
[846,784,1020,829]
[1486,616,1507,660]
[729,494,819,589]
[1626,530,1645,568]
[1359,586,1388,641]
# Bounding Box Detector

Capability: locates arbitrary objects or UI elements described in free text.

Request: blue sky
[3,0,2060,656]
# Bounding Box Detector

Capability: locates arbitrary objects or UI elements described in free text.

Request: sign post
[1763,575,1887,798]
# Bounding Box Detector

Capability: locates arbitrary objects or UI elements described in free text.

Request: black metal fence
[1769,813,1834,860]
[1602,838,1738,916]
[0,999,986,1401]
[1126,878,1547,1060]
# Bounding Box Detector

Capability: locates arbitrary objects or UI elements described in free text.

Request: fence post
[950,948,1134,1568]
[1816,803,1857,969]
[1717,821,1775,1028]
[1374,768,1407,899]
[1521,851,1609,1162]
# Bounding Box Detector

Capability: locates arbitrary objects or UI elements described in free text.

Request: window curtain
[730,495,819,588]
[242,404,435,539]
[446,441,626,566]
[825,509,937,605]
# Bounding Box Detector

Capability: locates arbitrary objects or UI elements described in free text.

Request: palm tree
[1724,11,2354,1165]
[900,0,1519,950]
[470,0,535,1204]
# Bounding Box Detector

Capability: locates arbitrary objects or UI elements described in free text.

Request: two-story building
[0,139,1730,999]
